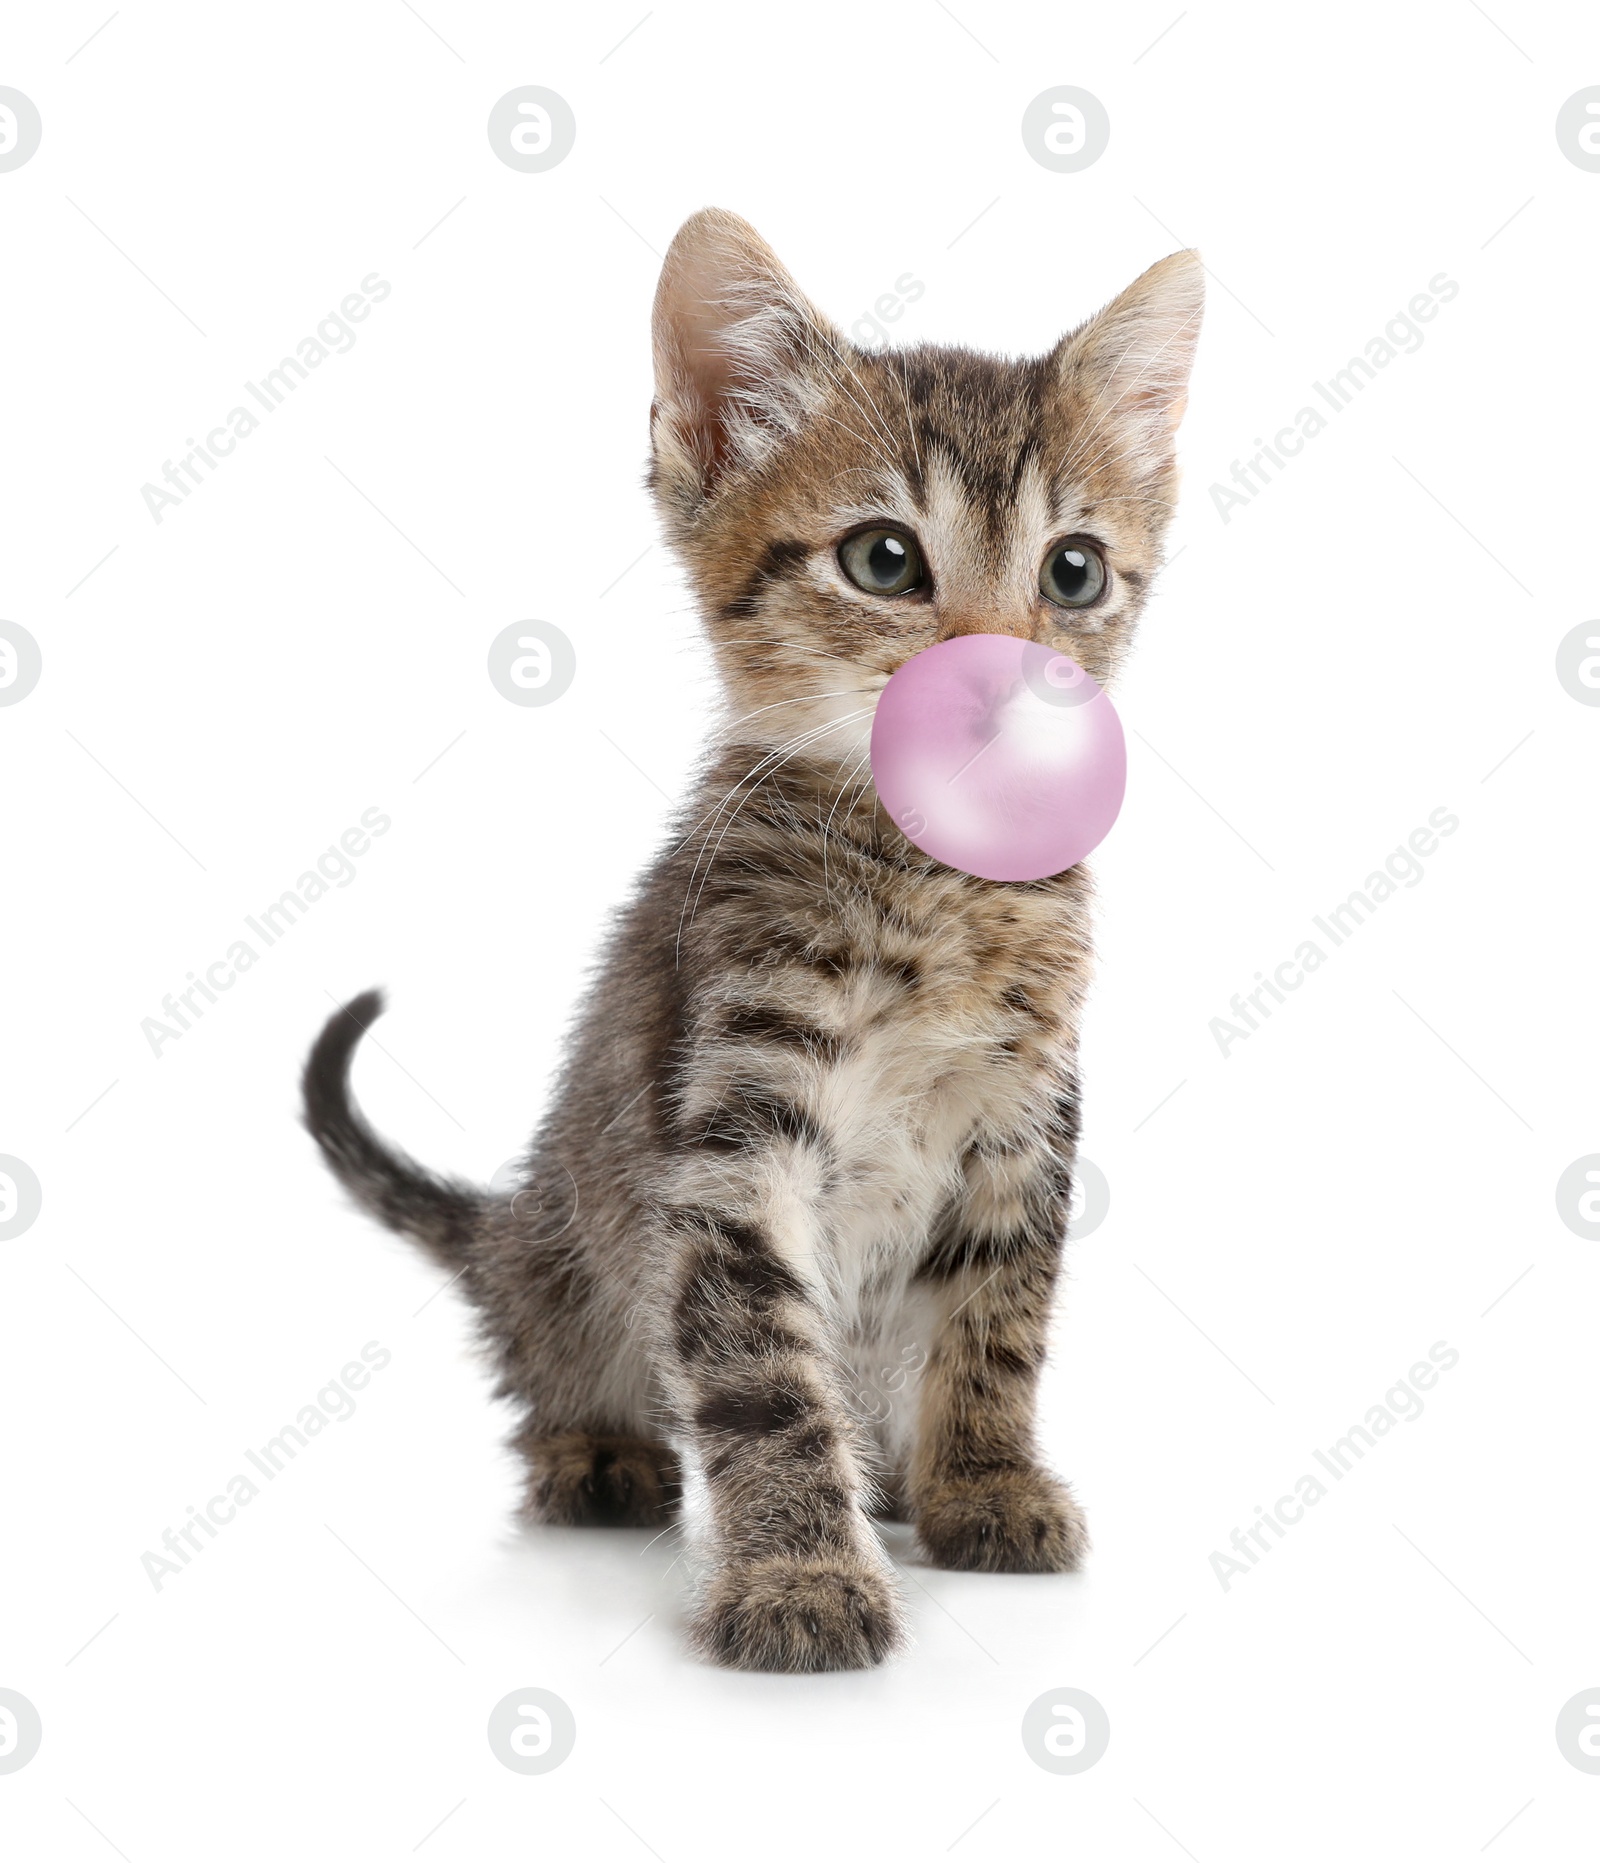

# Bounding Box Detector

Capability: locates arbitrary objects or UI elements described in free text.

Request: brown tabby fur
[304,209,1202,1672]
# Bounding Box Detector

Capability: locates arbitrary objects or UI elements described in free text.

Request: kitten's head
[649,208,1202,766]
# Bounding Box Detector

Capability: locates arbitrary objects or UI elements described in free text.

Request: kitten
[304,209,1201,1673]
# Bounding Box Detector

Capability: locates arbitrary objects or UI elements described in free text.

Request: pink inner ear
[1054,251,1204,452]
[664,286,745,484]
[653,210,832,498]
[654,225,780,490]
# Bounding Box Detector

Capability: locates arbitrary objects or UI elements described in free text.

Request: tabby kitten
[305,208,1202,1672]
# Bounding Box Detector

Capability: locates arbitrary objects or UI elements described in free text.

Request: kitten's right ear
[1053,249,1204,488]
[650,208,841,522]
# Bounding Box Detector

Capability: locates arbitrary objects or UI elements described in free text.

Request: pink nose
[869,633,1126,883]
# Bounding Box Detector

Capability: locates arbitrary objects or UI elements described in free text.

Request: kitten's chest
[803,874,1087,1316]
[826,871,1090,1153]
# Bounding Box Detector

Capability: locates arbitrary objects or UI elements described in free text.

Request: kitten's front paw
[691,1553,906,1673]
[914,1466,1088,1574]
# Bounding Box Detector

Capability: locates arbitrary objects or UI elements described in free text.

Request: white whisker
[676,708,874,955]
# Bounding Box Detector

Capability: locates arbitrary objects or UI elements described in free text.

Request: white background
[2,2,1597,1857]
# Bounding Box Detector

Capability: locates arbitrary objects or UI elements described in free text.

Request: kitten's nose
[936,610,1041,643]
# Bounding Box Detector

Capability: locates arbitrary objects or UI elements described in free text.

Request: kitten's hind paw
[914,1466,1088,1574]
[691,1553,906,1673]
[521,1431,682,1528]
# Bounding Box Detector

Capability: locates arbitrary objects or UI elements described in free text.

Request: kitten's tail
[302,989,481,1268]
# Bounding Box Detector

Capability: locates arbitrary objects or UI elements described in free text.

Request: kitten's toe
[520,1431,682,1527]
[914,1466,1088,1573]
[691,1553,906,1673]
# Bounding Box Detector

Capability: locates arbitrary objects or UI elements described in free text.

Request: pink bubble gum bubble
[869,634,1126,883]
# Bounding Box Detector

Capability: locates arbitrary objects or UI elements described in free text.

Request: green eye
[1040,538,1107,609]
[838,527,924,596]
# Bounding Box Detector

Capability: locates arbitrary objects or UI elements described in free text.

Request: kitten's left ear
[650,207,844,522]
[1053,250,1204,482]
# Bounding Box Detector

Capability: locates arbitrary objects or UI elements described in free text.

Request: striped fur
[305,210,1201,1672]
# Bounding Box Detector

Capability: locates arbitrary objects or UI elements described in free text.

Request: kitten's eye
[1040,538,1107,609]
[838,527,924,596]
